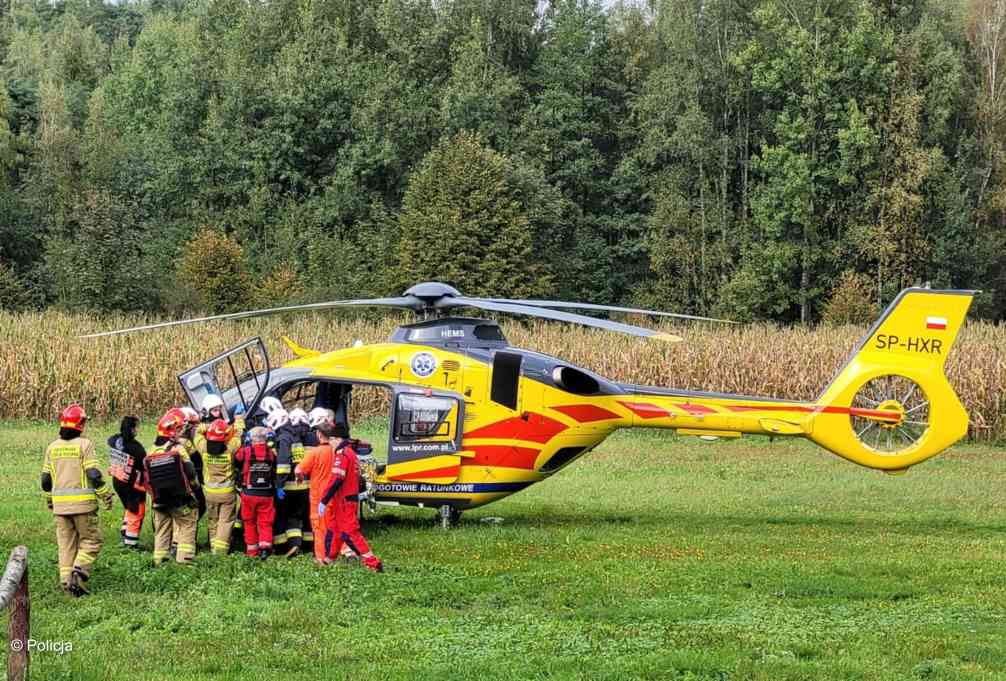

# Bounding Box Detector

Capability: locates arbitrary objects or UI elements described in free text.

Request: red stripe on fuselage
[461,445,541,470]
[672,403,717,415]
[552,404,621,423]
[617,401,672,419]
[464,412,568,444]
[726,404,900,421]
[388,464,460,481]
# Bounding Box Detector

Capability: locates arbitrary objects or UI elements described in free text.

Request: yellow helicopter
[86,282,976,527]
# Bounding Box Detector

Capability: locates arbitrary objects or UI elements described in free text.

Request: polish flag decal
[926,316,948,330]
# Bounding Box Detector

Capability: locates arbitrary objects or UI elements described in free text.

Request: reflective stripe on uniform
[283,481,309,491]
[276,465,292,475]
[205,482,235,495]
[53,488,96,503]
[303,532,314,542]
[286,528,302,539]
[76,551,96,565]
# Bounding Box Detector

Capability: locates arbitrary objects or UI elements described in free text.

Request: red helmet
[59,404,87,430]
[157,408,186,439]
[206,419,233,443]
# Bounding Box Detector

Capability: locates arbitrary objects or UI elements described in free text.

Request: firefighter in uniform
[178,406,207,522]
[234,426,279,559]
[195,417,245,554]
[147,409,199,566]
[42,404,114,596]
[271,407,312,558]
[108,415,147,549]
[318,424,382,572]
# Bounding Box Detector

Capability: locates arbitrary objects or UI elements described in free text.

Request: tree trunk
[801,225,809,323]
[2,546,29,681]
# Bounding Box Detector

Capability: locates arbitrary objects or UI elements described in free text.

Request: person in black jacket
[108,416,147,549]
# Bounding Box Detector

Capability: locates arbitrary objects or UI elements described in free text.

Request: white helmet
[259,396,284,414]
[265,408,289,431]
[180,406,200,424]
[201,394,224,413]
[324,408,335,423]
[307,407,331,429]
[288,408,309,426]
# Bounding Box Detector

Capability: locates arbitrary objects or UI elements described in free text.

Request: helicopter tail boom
[612,288,975,472]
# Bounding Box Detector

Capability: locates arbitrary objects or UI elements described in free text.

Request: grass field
[1,421,1004,680]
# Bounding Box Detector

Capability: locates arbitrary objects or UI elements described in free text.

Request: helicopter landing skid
[439,505,462,529]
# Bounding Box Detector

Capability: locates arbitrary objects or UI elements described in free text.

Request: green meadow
[1,422,1003,680]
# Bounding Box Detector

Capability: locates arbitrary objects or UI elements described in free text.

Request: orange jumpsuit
[295,444,336,562]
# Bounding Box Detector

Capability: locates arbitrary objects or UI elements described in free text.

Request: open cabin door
[177,338,271,419]
[385,390,464,485]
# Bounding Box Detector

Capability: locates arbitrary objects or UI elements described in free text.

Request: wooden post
[1,547,29,681]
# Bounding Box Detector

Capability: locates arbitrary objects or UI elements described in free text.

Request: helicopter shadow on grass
[365,508,1006,537]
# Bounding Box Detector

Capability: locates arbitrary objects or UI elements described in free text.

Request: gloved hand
[276,488,286,501]
[317,502,327,517]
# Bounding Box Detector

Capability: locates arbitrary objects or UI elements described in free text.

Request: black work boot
[68,569,90,597]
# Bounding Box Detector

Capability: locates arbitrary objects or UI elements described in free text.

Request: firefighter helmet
[59,404,88,430]
[157,408,186,439]
[307,407,331,429]
[265,409,289,431]
[260,396,284,414]
[206,419,233,443]
[201,393,225,415]
[288,408,309,426]
[180,406,200,424]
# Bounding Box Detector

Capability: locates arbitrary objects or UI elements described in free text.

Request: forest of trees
[1,0,1004,322]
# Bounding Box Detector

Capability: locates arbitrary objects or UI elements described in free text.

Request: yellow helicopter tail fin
[807,288,976,471]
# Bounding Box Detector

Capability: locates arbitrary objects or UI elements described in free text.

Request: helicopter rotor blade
[480,298,736,324]
[441,297,683,342]
[79,296,423,338]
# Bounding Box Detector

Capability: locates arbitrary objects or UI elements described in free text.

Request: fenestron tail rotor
[80,281,719,341]
[850,375,930,454]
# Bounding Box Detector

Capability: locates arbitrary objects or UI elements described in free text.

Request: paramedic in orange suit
[295,420,338,565]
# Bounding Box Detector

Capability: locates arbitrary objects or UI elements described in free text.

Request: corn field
[1,310,1003,441]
